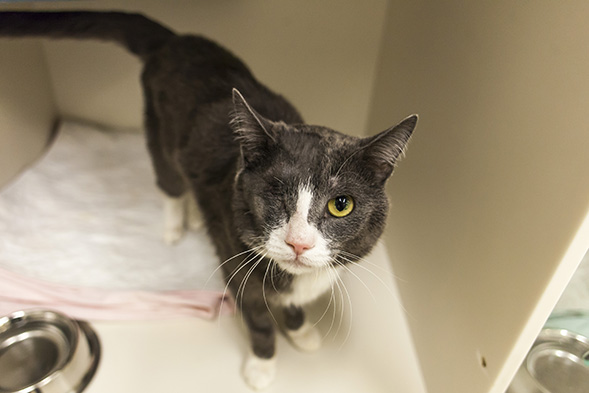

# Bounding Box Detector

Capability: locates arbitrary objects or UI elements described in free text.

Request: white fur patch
[284,186,316,252]
[186,191,203,230]
[287,321,322,352]
[265,185,332,275]
[163,193,186,245]
[296,186,313,220]
[281,267,340,306]
[242,354,276,391]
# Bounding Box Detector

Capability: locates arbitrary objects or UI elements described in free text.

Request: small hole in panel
[481,356,487,368]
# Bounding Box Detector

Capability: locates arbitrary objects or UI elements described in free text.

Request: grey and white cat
[0,11,417,390]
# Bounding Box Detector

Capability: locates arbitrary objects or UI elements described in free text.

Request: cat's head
[230,89,416,276]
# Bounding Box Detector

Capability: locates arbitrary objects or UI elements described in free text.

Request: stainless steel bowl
[0,310,100,393]
[507,328,589,393]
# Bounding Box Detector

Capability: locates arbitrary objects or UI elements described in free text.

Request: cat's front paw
[163,194,186,245]
[286,322,322,352]
[187,215,203,231]
[186,194,203,231]
[163,225,185,245]
[242,354,276,391]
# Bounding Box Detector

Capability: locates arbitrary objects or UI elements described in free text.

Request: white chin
[273,258,318,276]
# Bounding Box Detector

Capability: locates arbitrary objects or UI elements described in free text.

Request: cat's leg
[144,89,188,244]
[186,190,203,231]
[243,352,276,391]
[241,301,277,390]
[162,192,187,245]
[283,305,322,352]
[150,149,188,245]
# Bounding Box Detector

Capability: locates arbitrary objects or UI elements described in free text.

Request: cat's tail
[0,11,176,58]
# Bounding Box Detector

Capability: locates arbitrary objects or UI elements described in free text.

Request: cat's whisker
[319,265,339,341]
[262,257,279,326]
[323,266,337,339]
[337,253,397,289]
[313,265,335,330]
[364,260,408,283]
[223,251,261,296]
[329,265,348,342]
[269,260,280,293]
[332,268,354,351]
[328,282,339,341]
[336,251,397,284]
[333,258,377,305]
[337,248,408,283]
[336,253,412,320]
[218,252,259,319]
[235,255,268,327]
[236,253,266,312]
[217,249,264,323]
[205,245,264,289]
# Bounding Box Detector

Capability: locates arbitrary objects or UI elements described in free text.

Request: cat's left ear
[360,114,418,183]
[230,88,277,165]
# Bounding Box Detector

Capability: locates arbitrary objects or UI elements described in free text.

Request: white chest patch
[280,267,341,306]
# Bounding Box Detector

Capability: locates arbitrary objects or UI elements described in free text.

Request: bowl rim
[0,309,100,393]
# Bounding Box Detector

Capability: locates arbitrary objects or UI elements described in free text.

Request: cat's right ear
[230,88,276,166]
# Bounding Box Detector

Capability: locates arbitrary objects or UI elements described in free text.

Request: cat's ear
[230,88,276,165]
[360,114,417,183]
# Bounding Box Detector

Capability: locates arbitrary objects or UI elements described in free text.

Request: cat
[0,11,417,390]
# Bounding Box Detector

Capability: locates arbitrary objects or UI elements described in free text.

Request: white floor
[553,250,589,313]
[85,244,427,393]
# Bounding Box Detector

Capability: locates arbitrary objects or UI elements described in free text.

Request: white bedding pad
[0,121,224,293]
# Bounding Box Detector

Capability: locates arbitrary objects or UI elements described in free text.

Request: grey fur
[0,11,417,364]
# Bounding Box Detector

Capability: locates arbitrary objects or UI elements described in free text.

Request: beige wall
[35,0,388,136]
[369,1,589,392]
[0,39,56,187]
[0,0,388,180]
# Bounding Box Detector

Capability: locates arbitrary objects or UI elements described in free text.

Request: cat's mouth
[289,256,313,269]
[276,258,314,275]
[270,253,331,276]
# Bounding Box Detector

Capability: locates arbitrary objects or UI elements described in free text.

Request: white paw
[187,216,203,231]
[163,194,186,245]
[164,225,185,245]
[242,354,276,391]
[186,194,203,231]
[287,322,322,352]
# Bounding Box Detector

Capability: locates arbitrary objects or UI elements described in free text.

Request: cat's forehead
[265,124,363,187]
[277,124,358,159]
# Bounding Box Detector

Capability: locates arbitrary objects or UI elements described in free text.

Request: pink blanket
[0,267,234,321]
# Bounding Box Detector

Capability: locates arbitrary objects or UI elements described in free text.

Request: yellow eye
[327,196,354,217]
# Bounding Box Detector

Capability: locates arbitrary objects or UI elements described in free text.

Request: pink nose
[285,240,315,256]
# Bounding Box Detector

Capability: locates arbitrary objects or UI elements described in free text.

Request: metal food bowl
[0,310,100,393]
[507,328,589,393]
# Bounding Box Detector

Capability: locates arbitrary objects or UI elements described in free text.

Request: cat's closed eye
[327,195,354,217]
